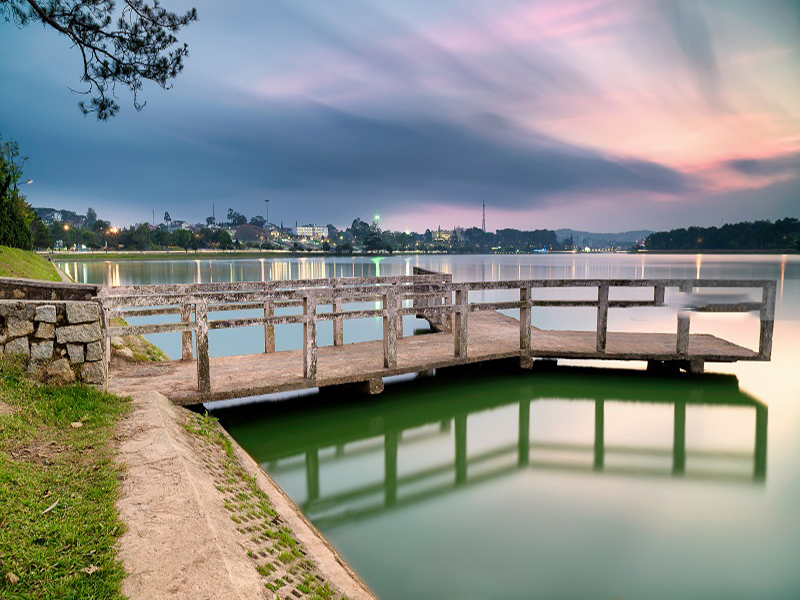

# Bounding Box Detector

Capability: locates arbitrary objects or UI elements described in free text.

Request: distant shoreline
[40,247,799,262]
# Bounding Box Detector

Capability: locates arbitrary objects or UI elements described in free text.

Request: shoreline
[41,247,800,263]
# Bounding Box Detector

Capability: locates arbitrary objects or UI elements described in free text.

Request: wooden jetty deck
[100,270,775,405]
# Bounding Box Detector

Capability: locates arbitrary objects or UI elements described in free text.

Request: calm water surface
[62,254,800,599]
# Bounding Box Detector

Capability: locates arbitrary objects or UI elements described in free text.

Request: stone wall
[0,299,105,386]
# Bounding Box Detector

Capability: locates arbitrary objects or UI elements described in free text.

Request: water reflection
[217,366,767,530]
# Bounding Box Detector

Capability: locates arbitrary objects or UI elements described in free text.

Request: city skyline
[2,0,799,232]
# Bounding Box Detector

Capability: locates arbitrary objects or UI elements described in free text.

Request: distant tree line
[645,218,800,251]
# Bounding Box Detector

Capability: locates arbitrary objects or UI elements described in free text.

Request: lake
[61,253,800,599]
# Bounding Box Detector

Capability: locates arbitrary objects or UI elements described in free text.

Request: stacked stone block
[0,300,105,386]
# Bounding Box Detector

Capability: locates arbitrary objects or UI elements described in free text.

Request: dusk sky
[1,0,799,232]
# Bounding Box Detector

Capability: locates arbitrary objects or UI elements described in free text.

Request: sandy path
[115,390,376,600]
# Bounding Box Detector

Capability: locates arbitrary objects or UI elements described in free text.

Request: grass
[109,317,169,363]
[0,357,129,599]
[184,412,351,600]
[0,246,61,281]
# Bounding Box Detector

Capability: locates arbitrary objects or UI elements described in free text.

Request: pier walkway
[100,270,775,405]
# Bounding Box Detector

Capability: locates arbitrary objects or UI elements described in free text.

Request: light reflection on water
[60,253,800,599]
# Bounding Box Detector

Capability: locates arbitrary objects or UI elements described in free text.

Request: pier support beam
[181,303,193,360]
[303,294,317,381]
[677,282,692,356]
[333,281,344,347]
[454,287,468,359]
[596,283,609,353]
[195,300,211,397]
[359,378,384,395]
[520,286,532,369]
[383,286,398,369]
[263,299,275,354]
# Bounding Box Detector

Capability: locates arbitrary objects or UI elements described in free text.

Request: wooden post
[596,283,609,353]
[758,281,776,360]
[396,286,404,340]
[195,299,211,397]
[677,282,691,356]
[303,294,317,381]
[383,286,398,369]
[520,286,532,367]
[454,287,468,359]
[654,283,666,306]
[180,303,194,360]
[333,280,344,346]
[263,298,275,353]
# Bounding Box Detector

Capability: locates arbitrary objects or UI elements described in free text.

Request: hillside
[0,246,61,281]
[555,229,652,247]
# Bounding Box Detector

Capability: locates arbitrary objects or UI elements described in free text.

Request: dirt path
[115,390,376,600]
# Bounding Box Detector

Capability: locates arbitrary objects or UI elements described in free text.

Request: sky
[1,0,799,233]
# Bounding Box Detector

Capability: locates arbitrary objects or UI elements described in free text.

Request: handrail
[99,275,776,399]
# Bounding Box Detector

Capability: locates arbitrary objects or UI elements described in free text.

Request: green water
[62,253,800,598]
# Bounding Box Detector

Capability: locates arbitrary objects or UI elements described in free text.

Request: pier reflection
[217,365,767,530]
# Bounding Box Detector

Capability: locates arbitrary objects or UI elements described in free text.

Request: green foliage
[172,228,193,251]
[646,218,800,250]
[1,0,197,120]
[0,133,34,250]
[0,357,129,598]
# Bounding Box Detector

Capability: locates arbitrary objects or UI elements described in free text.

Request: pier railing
[98,275,775,397]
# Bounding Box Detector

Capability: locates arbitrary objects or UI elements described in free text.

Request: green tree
[0,133,34,249]
[164,211,171,225]
[30,217,53,249]
[249,215,266,228]
[1,0,198,120]
[172,228,192,251]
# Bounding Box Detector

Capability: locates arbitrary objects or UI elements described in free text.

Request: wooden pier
[99,271,776,405]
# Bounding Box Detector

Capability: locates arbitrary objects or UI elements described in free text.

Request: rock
[4,336,30,356]
[35,322,55,339]
[80,361,105,385]
[67,344,85,364]
[110,336,125,349]
[35,304,57,323]
[56,322,101,344]
[85,341,103,362]
[66,302,100,324]
[31,340,54,361]
[6,317,34,338]
[46,358,75,384]
[27,360,46,379]
[116,347,135,360]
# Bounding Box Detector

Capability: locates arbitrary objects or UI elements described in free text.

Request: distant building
[433,227,452,242]
[295,224,326,240]
[167,220,191,231]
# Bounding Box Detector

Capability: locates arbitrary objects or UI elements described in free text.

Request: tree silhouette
[1,0,197,120]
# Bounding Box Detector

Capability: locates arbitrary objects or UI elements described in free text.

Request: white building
[295,224,326,240]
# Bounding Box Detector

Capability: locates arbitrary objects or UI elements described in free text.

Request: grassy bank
[0,358,129,599]
[0,246,60,281]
